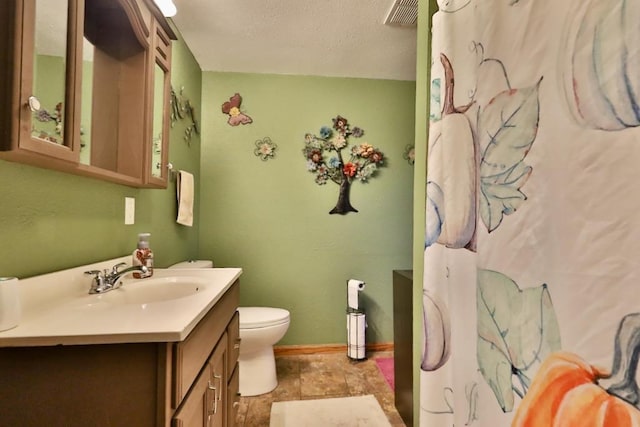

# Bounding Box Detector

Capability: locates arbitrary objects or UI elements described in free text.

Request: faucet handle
[84,270,102,277]
[111,262,128,274]
[85,270,107,294]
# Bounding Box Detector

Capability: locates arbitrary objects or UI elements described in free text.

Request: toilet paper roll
[0,277,20,332]
[347,279,365,310]
[347,312,366,359]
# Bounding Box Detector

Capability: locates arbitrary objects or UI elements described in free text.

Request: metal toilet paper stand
[346,279,367,360]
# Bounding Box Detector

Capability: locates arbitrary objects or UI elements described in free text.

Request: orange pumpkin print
[513,313,640,426]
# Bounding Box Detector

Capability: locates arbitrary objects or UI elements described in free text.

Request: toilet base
[239,346,278,396]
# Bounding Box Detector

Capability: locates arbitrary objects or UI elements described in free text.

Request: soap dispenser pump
[132,233,154,278]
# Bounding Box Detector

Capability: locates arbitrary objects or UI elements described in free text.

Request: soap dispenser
[132,233,154,278]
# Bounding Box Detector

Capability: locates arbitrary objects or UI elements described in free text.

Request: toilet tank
[168,260,213,269]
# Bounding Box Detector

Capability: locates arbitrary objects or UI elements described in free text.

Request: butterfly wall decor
[221,93,253,126]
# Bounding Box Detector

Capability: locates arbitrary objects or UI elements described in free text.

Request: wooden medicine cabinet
[0,0,176,188]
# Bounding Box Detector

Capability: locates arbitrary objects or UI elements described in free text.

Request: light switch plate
[125,197,135,225]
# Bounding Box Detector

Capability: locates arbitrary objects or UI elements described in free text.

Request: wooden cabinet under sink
[0,280,241,427]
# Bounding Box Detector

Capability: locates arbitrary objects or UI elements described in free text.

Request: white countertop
[0,257,242,347]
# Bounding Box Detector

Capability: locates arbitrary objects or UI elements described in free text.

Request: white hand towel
[176,170,194,227]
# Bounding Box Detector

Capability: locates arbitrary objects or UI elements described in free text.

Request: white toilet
[169,260,290,397]
[236,306,290,396]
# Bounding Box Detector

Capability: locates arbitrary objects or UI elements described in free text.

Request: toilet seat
[239,307,289,329]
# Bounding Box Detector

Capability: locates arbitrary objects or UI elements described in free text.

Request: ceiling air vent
[384,0,418,27]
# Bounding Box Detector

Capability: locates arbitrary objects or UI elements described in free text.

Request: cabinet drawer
[227,310,240,378]
[227,364,240,427]
[173,281,239,406]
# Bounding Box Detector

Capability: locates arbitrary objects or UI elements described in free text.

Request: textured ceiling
[170,0,418,81]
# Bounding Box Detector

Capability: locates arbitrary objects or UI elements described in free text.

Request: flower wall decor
[32,102,63,143]
[302,115,385,215]
[403,144,416,165]
[221,93,253,126]
[254,137,277,161]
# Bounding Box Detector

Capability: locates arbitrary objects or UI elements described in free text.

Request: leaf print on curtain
[477,269,562,413]
[478,78,542,233]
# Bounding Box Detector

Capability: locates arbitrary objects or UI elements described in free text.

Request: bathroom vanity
[0,258,242,427]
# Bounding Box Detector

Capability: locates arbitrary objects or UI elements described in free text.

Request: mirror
[31,0,69,147]
[151,62,167,178]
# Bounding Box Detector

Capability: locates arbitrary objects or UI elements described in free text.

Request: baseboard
[274,342,394,357]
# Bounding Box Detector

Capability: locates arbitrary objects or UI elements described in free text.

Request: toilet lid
[238,307,290,329]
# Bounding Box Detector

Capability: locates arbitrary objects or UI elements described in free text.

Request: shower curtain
[422,0,640,425]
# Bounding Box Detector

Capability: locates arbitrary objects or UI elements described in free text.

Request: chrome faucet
[84,262,148,294]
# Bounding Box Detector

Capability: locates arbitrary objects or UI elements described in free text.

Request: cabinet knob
[27,96,41,112]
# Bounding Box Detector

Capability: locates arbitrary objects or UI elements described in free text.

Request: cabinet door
[227,366,240,427]
[209,332,227,427]
[7,0,82,162]
[173,333,228,427]
[144,20,172,187]
[172,364,212,427]
[226,311,240,427]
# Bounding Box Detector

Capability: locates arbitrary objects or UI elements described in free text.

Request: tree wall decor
[302,115,385,215]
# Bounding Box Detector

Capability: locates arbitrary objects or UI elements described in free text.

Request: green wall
[0,27,202,279]
[1,20,416,350]
[199,72,415,345]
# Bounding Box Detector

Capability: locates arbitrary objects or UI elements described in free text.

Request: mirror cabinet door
[18,0,81,162]
[146,24,172,187]
[78,37,94,166]
[151,62,168,180]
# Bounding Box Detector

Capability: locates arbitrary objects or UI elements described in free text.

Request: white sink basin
[0,259,243,347]
[104,276,209,304]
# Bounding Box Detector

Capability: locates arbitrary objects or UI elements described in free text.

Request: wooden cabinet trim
[119,0,151,44]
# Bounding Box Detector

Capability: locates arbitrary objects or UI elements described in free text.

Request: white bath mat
[269,394,391,427]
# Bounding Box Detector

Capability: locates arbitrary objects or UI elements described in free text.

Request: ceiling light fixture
[153,0,177,17]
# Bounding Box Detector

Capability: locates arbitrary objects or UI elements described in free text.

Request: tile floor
[235,351,406,426]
